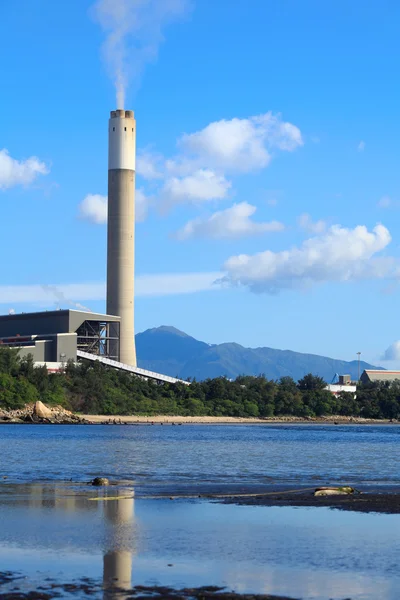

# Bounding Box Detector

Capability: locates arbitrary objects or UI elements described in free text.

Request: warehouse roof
[0,309,120,338]
[361,370,398,383]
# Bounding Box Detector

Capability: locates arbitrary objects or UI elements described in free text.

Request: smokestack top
[110,109,135,119]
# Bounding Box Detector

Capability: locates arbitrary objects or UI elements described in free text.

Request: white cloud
[107,111,303,213]
[137,271,222,296]
[298,213,327,234]
[78,190,149,223]
[222,223,394,293]
[180,112,303,173]
[0,272,222,307]
[79,111,302,217]
[162,169,231,207]
[136,150,163,180]
[382,341,400,361]
[136,189,149,221]
[0,149,49,190]
[79,194,108,224]
[358,140,366,152]
[0,283,106,305]
[176,202,285,240]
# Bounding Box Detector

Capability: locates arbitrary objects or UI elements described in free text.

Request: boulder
[314,486,356,496]
[33,401,53,420]
[91,477,109,486]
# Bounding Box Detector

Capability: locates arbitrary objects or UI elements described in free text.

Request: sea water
[0,424,399,599]
[0,423,398,488]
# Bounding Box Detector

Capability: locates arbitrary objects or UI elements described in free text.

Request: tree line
[0,348,399,419]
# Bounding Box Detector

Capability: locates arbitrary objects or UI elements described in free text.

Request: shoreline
[0,573,297,600]
[1,403,398,425]
[79,414,397,425]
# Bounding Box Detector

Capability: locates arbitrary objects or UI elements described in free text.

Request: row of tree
[0,348,399,419]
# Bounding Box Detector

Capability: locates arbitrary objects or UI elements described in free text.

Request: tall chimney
[107,109,137,366]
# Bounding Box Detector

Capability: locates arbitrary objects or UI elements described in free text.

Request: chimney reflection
[17,482,136,598]
[103,496,135,599]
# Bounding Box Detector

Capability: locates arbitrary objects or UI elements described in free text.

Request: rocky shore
[0,401,89,425]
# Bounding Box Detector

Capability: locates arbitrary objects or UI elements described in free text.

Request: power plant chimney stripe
[108,110,136,171]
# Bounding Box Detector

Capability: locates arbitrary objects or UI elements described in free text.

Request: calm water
[0,423,398,488]
[0,424,399,599]
[0,487,399,600]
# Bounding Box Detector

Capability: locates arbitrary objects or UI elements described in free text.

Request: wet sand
[222,487,400,514]
[137,482,400,514]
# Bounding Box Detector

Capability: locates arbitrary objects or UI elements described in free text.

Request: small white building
[326,374,356,397]
[326,383,357,397]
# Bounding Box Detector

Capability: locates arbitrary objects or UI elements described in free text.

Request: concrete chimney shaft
[107,109,137,366]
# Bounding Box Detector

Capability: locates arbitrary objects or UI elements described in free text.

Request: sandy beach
[79,414,394,425]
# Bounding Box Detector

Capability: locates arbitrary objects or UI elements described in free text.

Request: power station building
[0,309,120,367]
[0,308,185,384]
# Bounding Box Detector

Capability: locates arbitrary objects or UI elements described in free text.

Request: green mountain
[135,326,209,376]
[136,326,382,382]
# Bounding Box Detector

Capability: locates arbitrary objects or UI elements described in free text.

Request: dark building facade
[0,310,121,365]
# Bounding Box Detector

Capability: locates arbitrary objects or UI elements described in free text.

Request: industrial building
[0,308,187,384]
[360,370,400,384]
[0,108,188,386]
[0,309,120,367]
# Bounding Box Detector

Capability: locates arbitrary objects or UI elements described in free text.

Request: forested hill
[136,326,382,382]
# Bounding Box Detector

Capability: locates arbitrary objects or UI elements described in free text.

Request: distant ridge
[136,327,383,382]
[145,325,192,338]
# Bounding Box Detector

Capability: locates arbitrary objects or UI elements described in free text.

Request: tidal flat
[0,423,399,599]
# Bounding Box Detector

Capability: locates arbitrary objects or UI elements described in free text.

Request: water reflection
[1,482,400,600]
[103,496,135,599]
[6,483,135,599]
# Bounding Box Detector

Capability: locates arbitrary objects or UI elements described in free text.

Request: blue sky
[1,0,400,367]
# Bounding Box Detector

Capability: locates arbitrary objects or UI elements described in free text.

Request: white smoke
[92,0,191,108]
[41,285,93,313]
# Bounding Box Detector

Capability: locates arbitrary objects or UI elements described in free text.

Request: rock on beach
[0,402,89,425]
[33,401,53,419]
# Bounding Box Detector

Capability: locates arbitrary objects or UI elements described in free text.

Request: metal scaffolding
[76,320,120,361]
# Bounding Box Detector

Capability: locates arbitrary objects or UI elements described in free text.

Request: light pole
[357,352,361,382]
